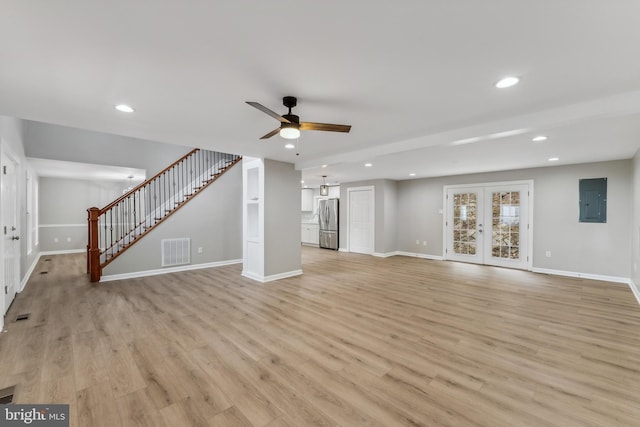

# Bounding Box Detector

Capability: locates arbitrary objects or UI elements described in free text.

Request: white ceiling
[2,1,640,187]
[28,158,146,182]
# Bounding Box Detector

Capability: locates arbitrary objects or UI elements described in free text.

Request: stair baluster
[87,149,241,282]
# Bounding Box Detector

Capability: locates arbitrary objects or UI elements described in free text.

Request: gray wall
[0,116,40,283]
[264,159,301,276]
[339,179,398,254]
[395,160,632,278]
[103,163,242,275]
[24,121,192,176]
[39,177,127,252]
[632,151,640,286]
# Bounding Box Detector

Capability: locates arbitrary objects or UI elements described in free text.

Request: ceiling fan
[246,96,351,140]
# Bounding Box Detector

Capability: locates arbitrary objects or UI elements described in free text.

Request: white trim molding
[532,267,630,284]
[40,249,86,256]
[241,269,303,283]
[39,223,85,228]
[627,279,640,305]
[20,252,41,293]
[373,252,396,258]
[101,259,242,282]
[395,251,444,261]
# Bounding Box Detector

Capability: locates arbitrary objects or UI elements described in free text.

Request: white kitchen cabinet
[301,223,319,245]
[328,185,340,198]
[301,188,313,211]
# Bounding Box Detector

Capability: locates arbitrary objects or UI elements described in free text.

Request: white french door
[445,182,531,270]
[1,149,20,315]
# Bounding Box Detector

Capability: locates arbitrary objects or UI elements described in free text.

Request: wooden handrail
[99,148,198,214]
[87,207,101,282]
[86,149,241,282]
[99,155,242,271]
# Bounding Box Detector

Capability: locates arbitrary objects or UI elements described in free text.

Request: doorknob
[11,236,19,240]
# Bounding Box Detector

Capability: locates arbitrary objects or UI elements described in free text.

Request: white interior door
[446,183,530,270]
[1,150,19,315]
[348,187,374,254]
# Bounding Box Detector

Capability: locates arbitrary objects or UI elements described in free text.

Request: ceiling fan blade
[246,102,291,123]
[260,127,281,139]
[300,122,351,133]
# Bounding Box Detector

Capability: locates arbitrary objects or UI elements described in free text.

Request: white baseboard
[394,251,444,261]
[373,251,397,258]
[20,252,42,292]
[339,248,348,252]
[628,279,640,305]
[40,249,86,256]
[531,267,630,284]
[101,259,242,282]
[242,269,303,283]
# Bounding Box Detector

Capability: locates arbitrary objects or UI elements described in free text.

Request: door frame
[442,180,534,270]
[346,186,375,254]
[1,140,21,321]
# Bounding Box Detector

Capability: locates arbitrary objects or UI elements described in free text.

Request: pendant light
[320,175,329,196]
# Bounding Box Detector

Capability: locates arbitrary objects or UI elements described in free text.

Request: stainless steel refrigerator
[318,198,339,250]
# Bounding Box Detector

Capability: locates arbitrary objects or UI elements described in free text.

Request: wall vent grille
[162,238,191,267]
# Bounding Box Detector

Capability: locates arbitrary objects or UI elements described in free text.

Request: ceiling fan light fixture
[280,125,300,139]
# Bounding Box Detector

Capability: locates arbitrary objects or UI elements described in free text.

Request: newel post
[87,207,101,282]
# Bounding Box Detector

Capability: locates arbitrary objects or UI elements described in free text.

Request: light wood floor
[2,248,640,426]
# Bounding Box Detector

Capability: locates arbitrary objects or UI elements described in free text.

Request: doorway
[1,147,20,315]
[347,186,375,254]
[444,181,532,270]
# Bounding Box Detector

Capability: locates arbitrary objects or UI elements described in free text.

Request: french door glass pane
[491,191,520,259]
[453,192,477,255]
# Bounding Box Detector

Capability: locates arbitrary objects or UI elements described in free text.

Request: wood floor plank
[116,388,169,427]
[1,249,639,426]
[76,380,123,427]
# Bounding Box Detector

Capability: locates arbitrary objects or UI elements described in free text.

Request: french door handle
[12,236,19,240]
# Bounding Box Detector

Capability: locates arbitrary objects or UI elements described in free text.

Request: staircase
[87,149,242,282]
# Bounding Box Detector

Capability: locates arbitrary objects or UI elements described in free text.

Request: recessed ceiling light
[364,163,373,167]
[495,76,520,89]
[300,180,304,184]
[284,143,295,149]
[409,173,416,177]
[321,164,328,168]
[532,135,548,142]
[115,104,135,113]
[548,157,559,162]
